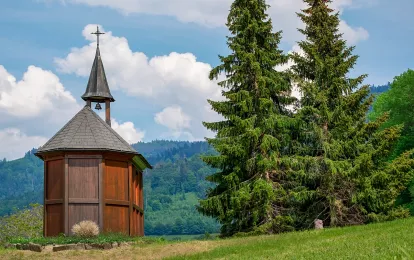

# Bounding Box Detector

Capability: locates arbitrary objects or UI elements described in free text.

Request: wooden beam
[68,198,99,204]
[132,204,144,214]
[64,157,69,236]
[128,162,133,236]
[99,158,104,233]
[140,170,144,236]
[43,161,47,237]
[66,154,103,159]
[105,100,111,126]
[45,199,64,205]
[103,153,134,161]
[104,200,129,206]
[44,156,65,162]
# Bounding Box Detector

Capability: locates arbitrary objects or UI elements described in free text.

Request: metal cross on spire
[91,26,105,46]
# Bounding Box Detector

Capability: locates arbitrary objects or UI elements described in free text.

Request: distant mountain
[370,84,390,95]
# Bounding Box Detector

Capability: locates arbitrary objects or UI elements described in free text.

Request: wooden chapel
[35,26,152,237]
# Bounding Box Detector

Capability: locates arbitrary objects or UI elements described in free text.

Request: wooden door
[67,158,100,234]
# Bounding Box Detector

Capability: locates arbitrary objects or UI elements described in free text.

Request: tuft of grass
[71,220,99,238]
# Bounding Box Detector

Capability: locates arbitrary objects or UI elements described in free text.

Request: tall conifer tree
[290,0,414,227]
[198,0,297,236]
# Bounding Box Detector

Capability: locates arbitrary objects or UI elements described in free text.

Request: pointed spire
[81,26,115,103]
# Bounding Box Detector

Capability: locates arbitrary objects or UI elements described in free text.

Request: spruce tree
[290,0,414,227]
[198,0,298,236]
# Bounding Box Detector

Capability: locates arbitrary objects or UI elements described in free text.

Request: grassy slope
[2,218,414,259]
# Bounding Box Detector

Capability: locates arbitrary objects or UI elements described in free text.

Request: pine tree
[197,0,298,236]
[289,0,414,227]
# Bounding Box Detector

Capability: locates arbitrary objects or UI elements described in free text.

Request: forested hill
[370,84,390,95]
[0,84,390,235]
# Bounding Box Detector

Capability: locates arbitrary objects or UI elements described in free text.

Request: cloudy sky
[0,0,412,160]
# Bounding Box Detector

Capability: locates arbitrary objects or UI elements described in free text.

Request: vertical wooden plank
[99,158,104,232]
[128,162,133,236]
[141,170,144,236]
[43,161,47,237]
[68,159,99,199]
[64,157,69,235]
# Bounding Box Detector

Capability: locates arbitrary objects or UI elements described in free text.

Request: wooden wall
[44,159,64,237]
[44,153,144,237]
[131,168,144,236]
[104,160,129,234]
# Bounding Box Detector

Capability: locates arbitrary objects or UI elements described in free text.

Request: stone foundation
[5,241,135,253]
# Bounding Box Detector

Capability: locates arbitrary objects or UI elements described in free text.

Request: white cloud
[0,128,48,160]
[56,25,223,100]
[0,64,82,160]
[56,24,224,141]
[96,111,146,143]
[0,65,79,119]
[339,20,369,45]
[111,119,145,144]
[50,0,370,44]
[154,105,195,139]
[155,106,191,131]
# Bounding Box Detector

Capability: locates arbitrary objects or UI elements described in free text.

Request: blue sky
[0,0,412,160]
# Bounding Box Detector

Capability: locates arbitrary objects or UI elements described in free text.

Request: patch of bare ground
[0,240,222,260]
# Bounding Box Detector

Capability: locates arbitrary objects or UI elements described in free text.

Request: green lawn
[168,217,414,260]
[1,218,414,259]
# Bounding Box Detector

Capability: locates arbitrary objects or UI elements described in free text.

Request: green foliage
[288,0,414,228]
[0,204,42,244]
[368,70,414,214]
[145,193,220,235]
[0,149,43,216]
[368,70,414,159]
[198,0,299,237]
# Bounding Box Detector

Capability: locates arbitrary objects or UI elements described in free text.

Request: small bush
[0,204,42,245]
[367,207,410,223]
[71,220,99,238]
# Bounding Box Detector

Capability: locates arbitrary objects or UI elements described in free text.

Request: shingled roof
[36,105,138,155]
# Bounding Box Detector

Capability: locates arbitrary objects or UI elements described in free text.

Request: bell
[95,103,102,110]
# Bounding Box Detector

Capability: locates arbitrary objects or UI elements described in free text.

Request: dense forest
[0,85,391,235]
